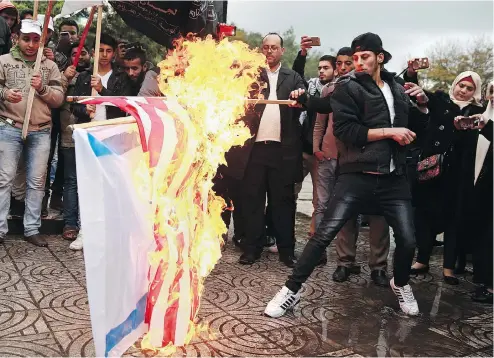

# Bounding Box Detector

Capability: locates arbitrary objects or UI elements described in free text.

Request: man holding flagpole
[0,19,64,247]
[68,33,132,250]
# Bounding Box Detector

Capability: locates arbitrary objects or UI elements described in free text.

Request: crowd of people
[0,2,491,320]
[215,32,493,316]
[0,2,158,250]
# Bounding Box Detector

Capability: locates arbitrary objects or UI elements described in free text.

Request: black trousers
[212,172,245,240]
[472,216,493,288]
[414,209,438,266]
[415,208,459,269]
[286,172,416,292]
[241,142,295,256]
[45,109,64,197]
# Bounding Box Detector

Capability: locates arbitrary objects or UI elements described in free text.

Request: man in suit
[229,33,306,267]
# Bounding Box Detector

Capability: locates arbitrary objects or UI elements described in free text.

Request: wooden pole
[69,117,136,131]
[72,6,96,68]
[65,96,294,106]
[21,0,54,140]
[91,6,103,97]
[32,0,39,19]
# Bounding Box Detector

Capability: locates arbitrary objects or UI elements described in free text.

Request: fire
[138,35,266,353]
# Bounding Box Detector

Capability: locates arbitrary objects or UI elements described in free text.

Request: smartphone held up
[309,37,321,46]
[455,115,483,130]
[410,57,429,71]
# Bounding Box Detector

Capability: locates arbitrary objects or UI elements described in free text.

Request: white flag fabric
[60,0,103,16]
[73,122,155,357]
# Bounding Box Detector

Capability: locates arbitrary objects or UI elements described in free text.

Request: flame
[138,35,265,353]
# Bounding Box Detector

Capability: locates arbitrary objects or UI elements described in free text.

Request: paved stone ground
[0,178,492,357]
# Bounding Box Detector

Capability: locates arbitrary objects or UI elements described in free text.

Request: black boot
[371,270,389,287]
[24,234,48,247]
[332,265,360,282]
[471,286,493,304]
[239,252,261,265]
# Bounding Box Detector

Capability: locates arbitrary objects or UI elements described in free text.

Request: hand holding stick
[21,0,55,140]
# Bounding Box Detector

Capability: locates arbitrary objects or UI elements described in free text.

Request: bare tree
[420,36,493,94]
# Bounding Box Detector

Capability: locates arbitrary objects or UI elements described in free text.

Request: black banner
[109,1,228,48]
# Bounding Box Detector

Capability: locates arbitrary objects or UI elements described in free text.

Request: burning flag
[74,35,266,356]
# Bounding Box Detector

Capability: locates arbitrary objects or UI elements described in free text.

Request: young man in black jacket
[72,33,133,123]
[264,33,429,317]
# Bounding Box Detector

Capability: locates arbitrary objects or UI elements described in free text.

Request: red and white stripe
[80,97,201,347]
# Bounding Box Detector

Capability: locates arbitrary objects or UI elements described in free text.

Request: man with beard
[314,46,391,286]
[290,36,337,240]
[265,33,429,317]
[122,46,149,95]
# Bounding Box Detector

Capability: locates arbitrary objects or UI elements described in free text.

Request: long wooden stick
[21,0,54,140]
[32,0,39,19]
[70,117,136,131]
[91,6,103,97]
[72,6,96,68]
[65,96,294,105]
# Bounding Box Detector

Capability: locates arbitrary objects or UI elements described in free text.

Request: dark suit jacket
[221,66,306,184]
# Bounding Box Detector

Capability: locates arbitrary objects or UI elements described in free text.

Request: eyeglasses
[262,45,281,52]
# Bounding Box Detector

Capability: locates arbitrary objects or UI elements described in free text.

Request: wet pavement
[0,178,492,357]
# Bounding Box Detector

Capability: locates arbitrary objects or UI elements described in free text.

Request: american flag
[80,97,200,348]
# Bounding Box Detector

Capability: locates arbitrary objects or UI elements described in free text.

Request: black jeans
[45,109,63,197]
[241,142,295,257]
[62,147,78,228]
[286,172,416,292]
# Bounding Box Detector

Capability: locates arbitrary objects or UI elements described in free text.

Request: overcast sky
[227,0,494,73]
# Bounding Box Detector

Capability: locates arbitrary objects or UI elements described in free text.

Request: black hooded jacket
[71,65,133,123]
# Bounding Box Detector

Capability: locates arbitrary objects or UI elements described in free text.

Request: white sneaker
[69,232,83,251]
[264,286,300,318]
[390,278,419,316]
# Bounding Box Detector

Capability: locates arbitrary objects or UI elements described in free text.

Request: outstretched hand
[404,82,428,105]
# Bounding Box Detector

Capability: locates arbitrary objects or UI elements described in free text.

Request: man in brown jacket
[312,47,390,286]
[0,19,64,247]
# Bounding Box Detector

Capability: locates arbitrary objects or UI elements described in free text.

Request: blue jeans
[314,158,337,229]
[61,147,78,228]
[0,122,51,237]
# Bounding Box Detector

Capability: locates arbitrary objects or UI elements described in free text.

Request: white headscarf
[474,81,493,185]
[449,71,483,109]
[481,81,494,122]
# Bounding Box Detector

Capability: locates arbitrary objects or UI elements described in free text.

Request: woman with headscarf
[410,71,485,285]
[469,81,493,303]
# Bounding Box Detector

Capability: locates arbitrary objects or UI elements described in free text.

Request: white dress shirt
[256,64,282,142]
